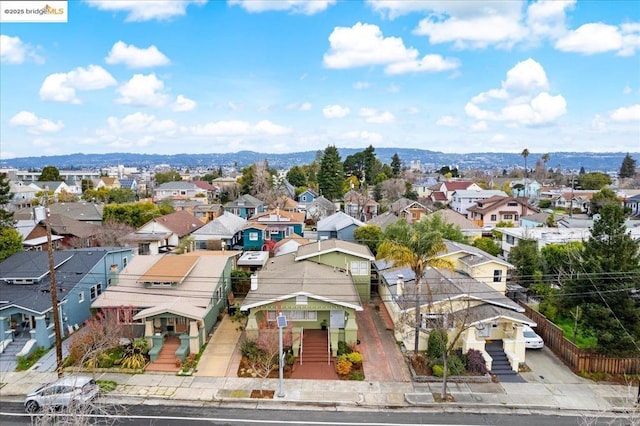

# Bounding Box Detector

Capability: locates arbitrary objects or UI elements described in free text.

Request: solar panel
[276,314,287,328]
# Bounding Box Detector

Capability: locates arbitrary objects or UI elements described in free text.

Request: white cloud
[84,0,206,22]
[526,0,576,39]
[359,108,395,123]
[9,111,64,134]
[39,65,116,103]
[470,121,489,132]
[97,112,178,139]
[323,22,459,74]
[1,35,42,64]
[228,0,336,15]
[412,2,527,49]
[299,102,312,111]
[190,119,291,136]
[556,23,622,55]
[105,41,170,68]
[116,73,169,107]
[340,130,383,144]
[435,115,459,127]
[353,81,370,90]
[172,94,196,112]
[465,58,566,126]
[323,104,350,119]
[609,104,640,122]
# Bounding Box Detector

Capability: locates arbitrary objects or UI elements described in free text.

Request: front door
[329,310,345,328]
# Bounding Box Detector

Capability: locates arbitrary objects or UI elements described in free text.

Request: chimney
[250,274,258,291]
[396,274,404,296]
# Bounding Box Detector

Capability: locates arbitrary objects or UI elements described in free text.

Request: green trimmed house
[240,239,374,357]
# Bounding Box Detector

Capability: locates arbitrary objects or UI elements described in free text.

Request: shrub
[346,351,363,364]
[464,349,489,375]
[16,346,48,371]
[349,371,365,381]
[427,329,447,359]
[432,364,444,377]
[337,341,352,356]
[240,338,260,360]
[335,355,353,376]
[447,355,465,376]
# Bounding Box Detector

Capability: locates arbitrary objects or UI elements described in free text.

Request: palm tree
[376,219,454,354]
[541,153,550,183]
[521,148,530,197]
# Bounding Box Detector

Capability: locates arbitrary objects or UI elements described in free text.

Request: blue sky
[1,0,639,160]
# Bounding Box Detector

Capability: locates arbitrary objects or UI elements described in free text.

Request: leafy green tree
[578,172,612,190]
[38,166,62,181]
[378,219,454,353]
[561,203,640,356]
[421,212,465,243]
[471,237,501,257]
[154,171,182,185]
[618,153,636,179]
[81,179,94,193]
[590,187,620,215]
[0,227,22,261]
[508,239,541,288]
[103,202,174,228]
[540,242,582,288]
[0,173,15,228]
[391,153,402,177]
[286,166,307,187]
[353,225,383,255]
[318,145,344,200]
[108,188,136,203]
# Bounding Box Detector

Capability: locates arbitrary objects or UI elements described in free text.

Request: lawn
[554,317,597,349]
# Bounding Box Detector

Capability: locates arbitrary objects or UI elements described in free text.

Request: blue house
[224,194,265,219]
[242,210,306,250]
[316,211,365,242]
[0,247,132,356]
[297,189,318,207]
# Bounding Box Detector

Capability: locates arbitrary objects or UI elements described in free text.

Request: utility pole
[414,278,421,354]
[43,189,63,377]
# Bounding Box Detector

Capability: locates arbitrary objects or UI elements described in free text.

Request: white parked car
[523,325,544,349]
[24,375,99,413]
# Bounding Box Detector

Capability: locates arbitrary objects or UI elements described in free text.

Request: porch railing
[327,329,331,365]
[299,328,303,365]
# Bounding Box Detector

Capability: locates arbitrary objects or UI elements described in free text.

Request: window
[267,310,317,321]
[514,214,519,221]
[506,235,515,244]
[493,270,503,283]
[296,295,308,305]
[490,214,497,221]
[249,232,258,241]
[123,257,127,268]
[78,292,84,303]
[90,283,103,301]
[503,214,513,220]
[350,260,369,276]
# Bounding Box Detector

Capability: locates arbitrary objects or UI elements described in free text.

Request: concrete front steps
[486,340,525,383]
[146,336,180,373]
[300,329,331,364]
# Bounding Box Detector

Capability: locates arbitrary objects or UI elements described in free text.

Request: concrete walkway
[194,315,243,377]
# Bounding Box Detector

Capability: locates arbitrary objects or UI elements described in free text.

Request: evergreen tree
[0,173,15,228]
[286,166,307,187]
[391,153,402,177]
[508,239,541,288]
[590,187,620,215]
[38,166,62,181]
[618,153,636,179]
[561,203,640,355]
[0,227,22,262]
[317,145,344,200]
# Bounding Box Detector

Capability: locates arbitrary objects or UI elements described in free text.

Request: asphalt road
[1,402,634,426]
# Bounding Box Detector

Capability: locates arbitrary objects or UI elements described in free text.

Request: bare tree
[381,178,406,203]
[95,220,135,247]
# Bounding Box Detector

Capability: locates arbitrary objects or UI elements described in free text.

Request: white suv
[24,375,99,413]
[522,325,544,349]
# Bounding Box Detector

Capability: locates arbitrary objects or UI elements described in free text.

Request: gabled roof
[467,196,539,214]
[192,211,247,238]
[295,238,374,261]
[48,202,104,222]
[134,300,206,321]
[366,211,399,230]
[442,181,478,191]
[430,192,447,201]
[0,251,73,281]
[273,233,309,249]
[241,253,363,311]
[226,194,264,208]
[31,181,67,191]
[426,210,481,230]
[309,195,336,210]
[317,211,365,231]
[155,181,199,190]
[119,178,137,189]
[249,209,305,223]
[452,189,507,198]
[192,180,215,191]
[390,198,429,214]
[343,190,378,206]
[442,240,513,268]
[148,211,204,237]
[138,255,200,285]
[1,248,131,313]
[297,188,318,199]
[48,213,102,239]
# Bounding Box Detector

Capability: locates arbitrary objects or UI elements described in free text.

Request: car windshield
[523,330,538,338]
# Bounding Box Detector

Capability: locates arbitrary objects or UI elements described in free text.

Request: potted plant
[320,319,328,330]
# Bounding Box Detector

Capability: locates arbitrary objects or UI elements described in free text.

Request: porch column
[189,320,199,354]
[344,315,358,347]
[144,320,154,347]
[0,316,9,342]
[34,316,50,348]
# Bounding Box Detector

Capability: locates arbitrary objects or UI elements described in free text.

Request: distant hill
[1,149,634,173]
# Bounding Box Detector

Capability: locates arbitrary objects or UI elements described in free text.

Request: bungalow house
[450,190,508,218]
[191,211,246,250]
[192,180,217,203]
[389,198,432,223]
[193,204,224,223]
[92,251,238,365]
[343,190,378,221]
[240,239,374,358]
[224,194,265,219]
[273,234,309,257]
[99,177,121,189]
[499,227,591,259]
[429,181,483,206]
[316,211,365,242]
[242,210,305,251]
[31,181,72,197]
[625,193,640,217]
[9,182,39,209]
[0,248,131,355]
[550,192,595,214]
[296,189,318,209]
[366,211,400,231]
[15,219,63,251]
[48,202,104,225]
[46,213,102,249]
[118,178,138,193]
[377,264,534,372]
[306,195,337,223]
[153,181,208,204]
[411,177,439,198]
[124,211,204,255]
[467,196,539,229]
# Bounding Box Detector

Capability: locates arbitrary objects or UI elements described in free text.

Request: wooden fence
[519,302,640,375]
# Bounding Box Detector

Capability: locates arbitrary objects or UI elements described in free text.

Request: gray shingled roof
[192,211,247,238]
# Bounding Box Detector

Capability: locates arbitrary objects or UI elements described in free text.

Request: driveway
[520,347,589,385]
